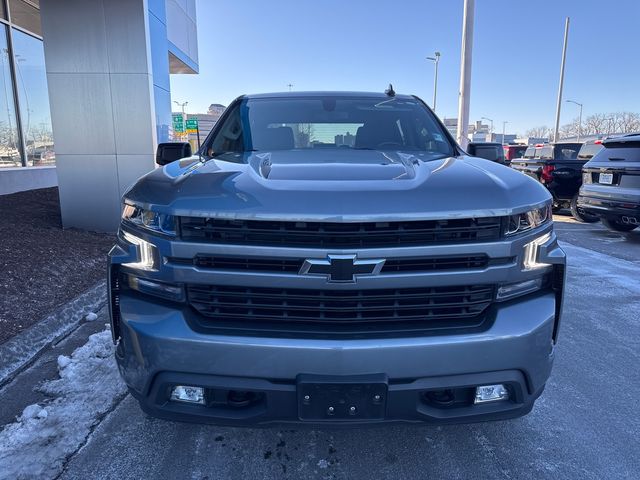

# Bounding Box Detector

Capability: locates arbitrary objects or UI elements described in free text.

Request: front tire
[570,195,599,223]
[601,217,638,232]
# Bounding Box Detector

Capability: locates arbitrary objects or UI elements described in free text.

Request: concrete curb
[0,280,107,388]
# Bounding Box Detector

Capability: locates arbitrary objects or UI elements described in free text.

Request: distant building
[208,104,226,117]
[514,136,549,145]
[334,132,355,147]
[443,118,502,143]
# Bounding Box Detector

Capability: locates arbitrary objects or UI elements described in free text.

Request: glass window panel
[0,2,6,20]
[12,28,54,166]
[0,26,21,168]
[8,0,41,37]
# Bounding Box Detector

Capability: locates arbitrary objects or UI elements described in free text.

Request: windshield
[205,96,455,160]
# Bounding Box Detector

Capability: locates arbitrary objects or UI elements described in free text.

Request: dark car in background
[503,144,528,165]
[511,142,598,222]
[467,142,506,164]
[578,134,640,232]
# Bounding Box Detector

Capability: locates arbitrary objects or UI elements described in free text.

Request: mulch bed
[0,188,115,344]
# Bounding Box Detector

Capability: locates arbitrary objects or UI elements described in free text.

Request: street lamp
[173,100,188,115]
[426,51,441,112]
[481,117,493,140]
[566,99,583,141]
[502,121,509,145]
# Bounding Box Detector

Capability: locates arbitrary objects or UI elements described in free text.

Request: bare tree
[584,113,608,135]
[525,126,551,138]
[613,112,640,134]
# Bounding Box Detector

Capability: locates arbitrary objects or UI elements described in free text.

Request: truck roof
[240,91,416,100]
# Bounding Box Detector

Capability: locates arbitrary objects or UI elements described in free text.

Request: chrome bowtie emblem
[299,255,385,283]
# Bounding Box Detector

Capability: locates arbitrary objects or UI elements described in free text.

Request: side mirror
[156,142,192,166]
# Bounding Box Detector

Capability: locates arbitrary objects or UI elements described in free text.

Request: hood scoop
[252,151,417,181]
[264,162,412,181]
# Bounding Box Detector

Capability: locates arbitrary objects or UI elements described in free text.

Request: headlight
[505,204,552,236]
[122,203,176,236]
[582,172,592,184]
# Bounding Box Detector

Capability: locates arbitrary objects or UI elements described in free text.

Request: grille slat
[187,284,494,332]
[181,254,491,274]
[179,217,503,248]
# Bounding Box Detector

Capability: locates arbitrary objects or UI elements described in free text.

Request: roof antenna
[385,83,396,97]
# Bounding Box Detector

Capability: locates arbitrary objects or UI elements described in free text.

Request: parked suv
[109,91,565,426]
[578,134,640,232]
[511,142,597,222]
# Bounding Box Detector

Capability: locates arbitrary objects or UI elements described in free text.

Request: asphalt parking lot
[53,214,640,480]
[1,214,638,480]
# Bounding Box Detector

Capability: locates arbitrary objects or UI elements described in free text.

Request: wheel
[601,217,638,232]
[570,195,599,223]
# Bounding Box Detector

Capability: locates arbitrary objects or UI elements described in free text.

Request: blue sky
[170,0,640,135]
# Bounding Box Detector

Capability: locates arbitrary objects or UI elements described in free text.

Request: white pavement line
[0,281,106,388]
[0,327,127,480]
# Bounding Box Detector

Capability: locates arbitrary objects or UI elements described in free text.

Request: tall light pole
[456,0,475,149]
[481,116,493,140]
[426,52,441,112]
[502,121,509,145]
[287,83,293,91]
[173,100,188,115]
[566,99,582,141]
[553,17,570,143]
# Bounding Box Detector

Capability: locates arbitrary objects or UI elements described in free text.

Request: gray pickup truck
[108,91,566,426]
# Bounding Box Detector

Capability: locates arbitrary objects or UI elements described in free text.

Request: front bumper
[109,220,565,426]
[114,289,558,426]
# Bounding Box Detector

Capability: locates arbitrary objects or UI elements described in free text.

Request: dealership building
[0,0,199,231]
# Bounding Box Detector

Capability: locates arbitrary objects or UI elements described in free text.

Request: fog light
[474,384,509,404]
[170,386,205,404]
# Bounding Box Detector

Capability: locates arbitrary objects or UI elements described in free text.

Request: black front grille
[183,254,491,274]
[187,284,495,334]
[179,217,503,248]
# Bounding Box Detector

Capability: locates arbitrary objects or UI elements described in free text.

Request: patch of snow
[57,354,71,369]
[19,404,45,421]
[0,328,127,480]
[85,312,98,322]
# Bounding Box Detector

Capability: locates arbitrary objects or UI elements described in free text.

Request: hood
[124,150,551,221]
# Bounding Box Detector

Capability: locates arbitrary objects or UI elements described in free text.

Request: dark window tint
[594,141,640,162]
[554,144,580,160]
[523,146,536,159]
[577,142,603,160]
[474,145,504,162]
[207,96,454,159]
[537,146,553,159]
